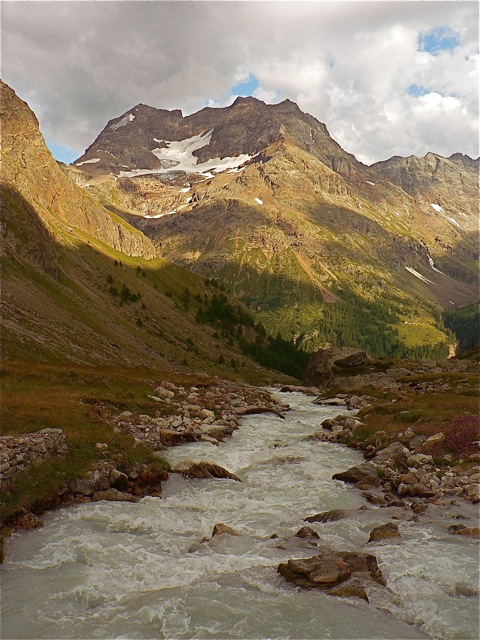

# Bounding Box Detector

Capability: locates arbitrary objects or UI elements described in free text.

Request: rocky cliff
[0,80,157,267]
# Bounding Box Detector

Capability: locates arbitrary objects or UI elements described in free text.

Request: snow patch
[151,129,214,167]
[405,267,436,285]
[430,203,442,212]
[110,113,135,130]
[180,187,191,193]
[119,129,255,178]
[143,210,177,219]
[365,181,375,186]
[75,158,100,166]
[255,198,263,205]
[458,211,467,218]
[392,211,400,217]
[445,216,460,228]
[427,255,444,274]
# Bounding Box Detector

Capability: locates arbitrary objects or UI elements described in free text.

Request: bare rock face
[0,80,157,264]
[373,152,479,218]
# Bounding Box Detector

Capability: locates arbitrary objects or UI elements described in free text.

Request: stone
[409,435,427,450]
[407,453,434,468]
[344,417,364,431]
[93,489,140,503]
[294,526,320,541]
[423,433,446,447]
[68,478,97,496]
[174,460,241,482]
[200,435,220,445]
[159,380,177,392]
[278,554,352,589]
[347,396,367,409]
[452,527,480,538]
[305,432,327,442]
[368,522,401,543]
[277,549,386,592]
[321,418,336,430]
[211,523,239,538]
[332,462,380,487]
[464,484,480,503]
[154,387,174,399]
[326,578,369,602]
[110,469,129,491]
[363,492,388,506]
[374,442,409,465]
[305,509,349,524]
[336,551,386,586]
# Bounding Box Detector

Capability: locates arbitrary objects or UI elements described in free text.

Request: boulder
[294,526,320,541]
[332,462,380,487]
[305,509,349,524]
[368,522,401,543]
[154,386,174,399]
[174,460,241,482]
[68,478,96,496]
[277,549,386,593]
[423,432,446,447]
[333,352,369,368]
[452,527,480,538]
[278,553,352,589]
[211,523,239,538]
[110,469,129,491]
[373,442,409,466]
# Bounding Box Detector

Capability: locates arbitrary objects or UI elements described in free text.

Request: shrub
[445,415,479,458]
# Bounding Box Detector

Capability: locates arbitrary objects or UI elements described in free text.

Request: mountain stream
[1,390,478,639]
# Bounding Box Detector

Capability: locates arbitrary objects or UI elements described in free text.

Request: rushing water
[1,391,478,639]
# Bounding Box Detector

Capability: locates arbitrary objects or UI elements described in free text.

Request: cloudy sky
[2,0,478,165]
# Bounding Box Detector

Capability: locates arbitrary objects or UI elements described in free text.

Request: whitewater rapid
[1,391,478,639]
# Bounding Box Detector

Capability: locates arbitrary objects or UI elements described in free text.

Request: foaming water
[1,391,478,639]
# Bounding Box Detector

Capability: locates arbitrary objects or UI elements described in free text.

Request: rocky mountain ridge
[72,96,478,357]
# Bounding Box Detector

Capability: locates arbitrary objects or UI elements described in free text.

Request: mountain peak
[230,95,265,108]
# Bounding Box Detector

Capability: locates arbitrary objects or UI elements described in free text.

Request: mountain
[72,96,478,358]
[0,81,298,382]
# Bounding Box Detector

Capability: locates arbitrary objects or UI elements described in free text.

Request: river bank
[2,389,478,640]
[0,378,288,550]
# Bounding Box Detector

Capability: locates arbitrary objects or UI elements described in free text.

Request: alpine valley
[2,81,480,640]
[70,94,479,359]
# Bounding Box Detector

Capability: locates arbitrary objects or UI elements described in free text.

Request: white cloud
[1,1,478,164]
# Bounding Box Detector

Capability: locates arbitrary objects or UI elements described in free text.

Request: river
[1,390,478,639]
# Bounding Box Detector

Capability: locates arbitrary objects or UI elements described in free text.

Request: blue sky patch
[418,26,460,54]
[407,84,429,97]
[231,74,259,97]
[47,140,78,165]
